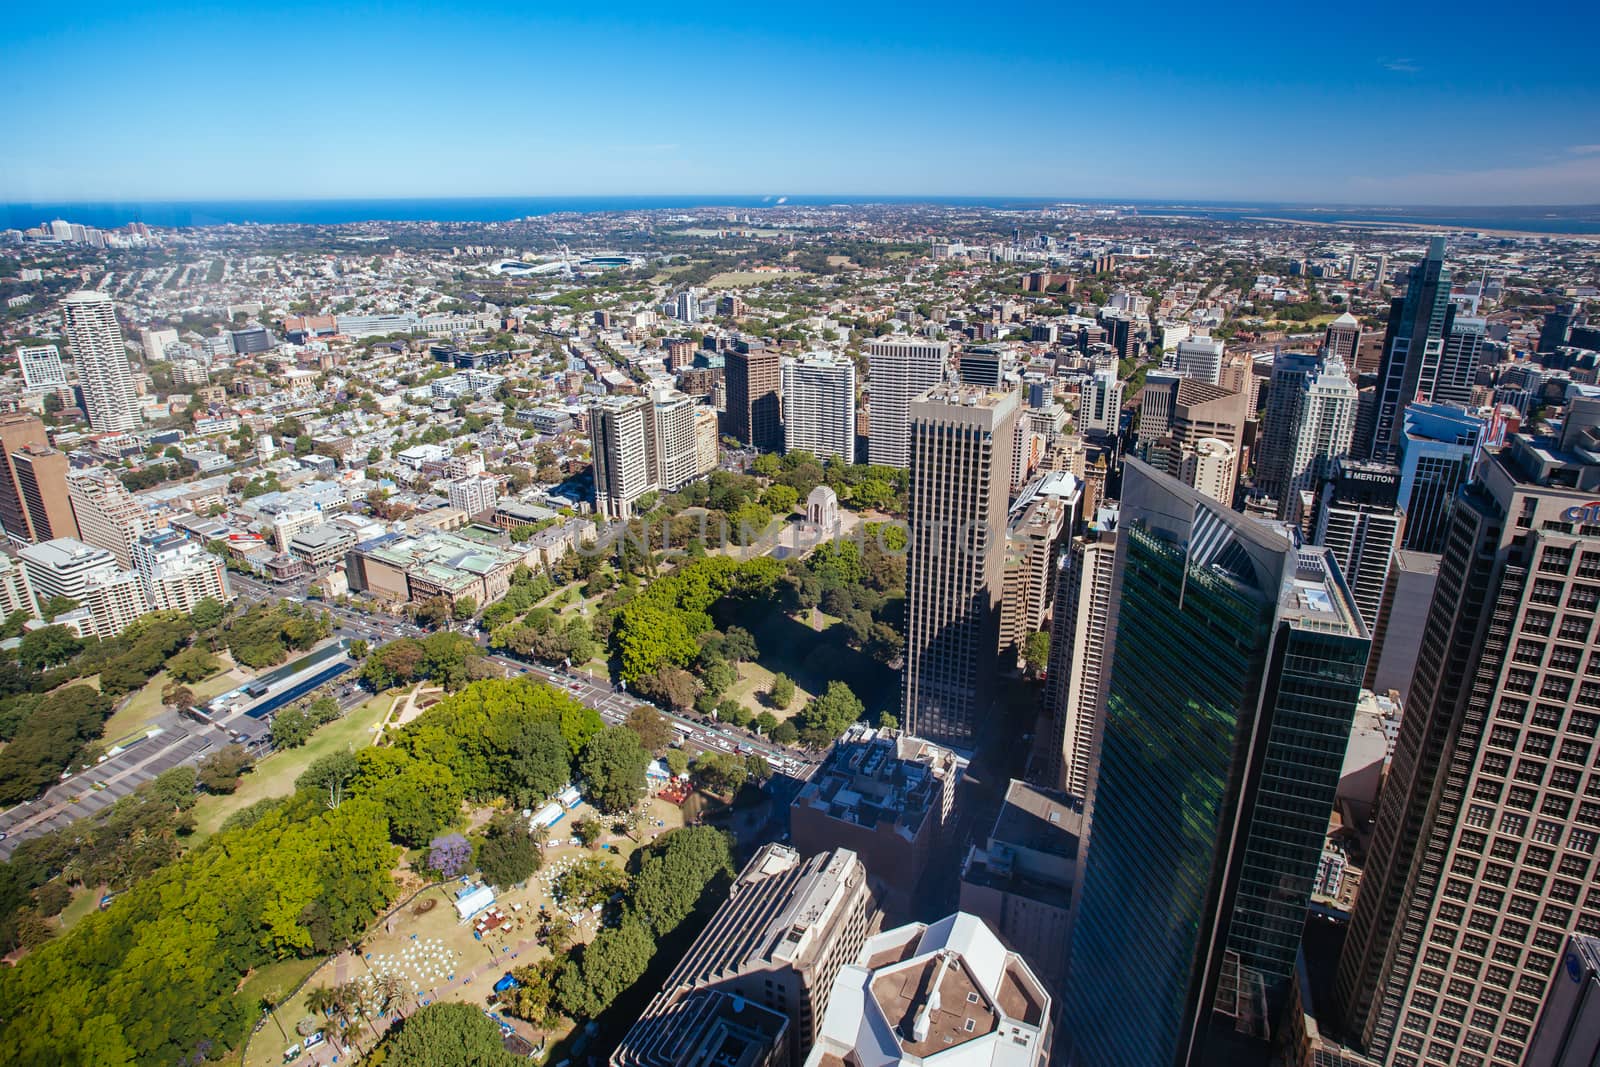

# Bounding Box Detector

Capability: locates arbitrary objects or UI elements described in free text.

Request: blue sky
[3,0,1597,205]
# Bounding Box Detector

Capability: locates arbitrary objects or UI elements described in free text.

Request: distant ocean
[4,196,1599,235]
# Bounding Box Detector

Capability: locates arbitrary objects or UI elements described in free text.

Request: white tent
[454,884,495,921]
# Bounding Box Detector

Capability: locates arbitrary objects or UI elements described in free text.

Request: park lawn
[706,270,802,287]
[715,606,897,723]
[192,694,395,839]
[56,884,102,933]
[726,660,813,722]
[100,668,240,744]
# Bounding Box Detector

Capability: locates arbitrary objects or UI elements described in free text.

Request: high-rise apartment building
[0,553,37,618]
[1335,399,1600,1066]
[1282,357,1359,516]
[999,472,1080,666]
[867,337,948,469]
[17,537,146,638]
[1183,437,1238,506]
[781,352,856,462]
[1324,313,1363,365]
[649,387,702,491]
[1314,459,1405,632]
[1369,239,1481,460]
[66,467,154,568]
[446,474,499,517]
[590,395,656,520]
[613,845,872,1067]
[902,384,1017,747]
[1256,351,1324,502]
[0,414,50,543]
[725,346,782,451]
[61,290,139,433]
[1040,508,1117,797]
[1066,459,1370,1067]
[131,529,230,614]
[1083,362,1124,435]
[16,344,67,391]
[11,446,79,543]
[1396,401,1483,554]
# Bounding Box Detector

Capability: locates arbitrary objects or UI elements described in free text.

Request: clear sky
[3,0,1597,205]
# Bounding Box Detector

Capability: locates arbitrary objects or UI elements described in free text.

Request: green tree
[18,625,82,670]
[452,596,477,622]
[197,743,252,793]
[627,826,733,936]
[663,749,689,777]
[720,625,758,664]
[624,705,672,752]
[771,720,799,745]
[1023,631,1051,677]
[553,918,654,1019]
[767,672,795,709]
[379,1001,522,1067]
[166,646,218,684]
[476,813,541,888]
[797,681,864,745]
[577,727,649,813]
[692,752,747,795]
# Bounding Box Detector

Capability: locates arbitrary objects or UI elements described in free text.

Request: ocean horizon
[4,195,1599,235]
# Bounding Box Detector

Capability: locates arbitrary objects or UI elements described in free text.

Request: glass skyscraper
[1065,459,1370,1067]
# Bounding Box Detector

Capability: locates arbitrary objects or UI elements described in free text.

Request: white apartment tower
[867,337,948,468]
[782,352,856,462]
[589,395,656,520]
[1083,361,1124,435]
[66,467,155,568]
[17,345,67,391]
[61,291,139,433]
[1042,516,1117,795]
[131,529,231,614]
[1282,357,1359,515]
[651,388,702,492]
[1174,337,1225,385]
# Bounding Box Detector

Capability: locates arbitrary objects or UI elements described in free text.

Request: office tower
[0,553,37,618]
[613,845,871,1067]
[806,912,1053,1067]
[16,344,67,391]
[589,395,656,520]
[1334,401,1600,1066]
[1314,459,1404,631]
[1066,459,1370,1067]
[1016,403,1068,491]
[1370,238,1462,460]
[902,384,1017,748]
[959,779,1083,987]
[1174,337,1225,385]
[131,529,230,614]
[229,325,271,355]
[0,413,49,543]
[1527,935,1600,1066]
[1041,509,1118,796]
[61,290,139,433]
[959,349,1005,388]
[725,346,782,451]
[1366,549,1440,699]
[1395,401,1483,554]
[1438,312,1486,407]
[1000,472,1080,666]
[649,387,702,491]
[1540,305,1579,354]
[1255,352,1324,502]
[11,446,79,543]
[1281,357,1359,517]
[1101,311,1136,362]
[693,406,718,477]
[1083,362,1124,435]
[66,467,155,568]
[781,353,856,462]
[867,337,948,468]
[1324,313,1363,366]
[1183,437,1238,505]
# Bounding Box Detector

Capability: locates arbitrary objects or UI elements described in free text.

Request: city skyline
[3,2,1598,205]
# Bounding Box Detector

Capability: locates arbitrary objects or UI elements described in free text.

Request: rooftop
[793,728,960,841]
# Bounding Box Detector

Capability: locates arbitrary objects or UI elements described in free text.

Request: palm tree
[304,985,338,1018]
[317,1018,344,1057]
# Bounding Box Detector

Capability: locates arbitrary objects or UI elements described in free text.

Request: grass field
[716,605,897,722]
[100,666,241,745]
[705,270,801,287]
[193,694,395,839]
[56,884,103,933]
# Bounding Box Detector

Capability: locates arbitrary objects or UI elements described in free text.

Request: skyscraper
[1173,337,1225,385]
[0,413,50,543]
[867,337,948,469]
[902,384,1017,748]
[1335,398,1600,1066]
[11,446,79,544]
[61,290,139,433]
[1040,508,1117,796]
[1540,305,1579,354]
[1065,459,1370,1067]
[1314,459,1405,632]
[1438,312,1486,408]
[65,467,154,568]
[590,395,656,520]
[131,529,230,614]
[1396,401,1483,554]
[781,353,856,462]
[1254,351,1323,503]
[725,346,782,451]
[1369,239,1479,460]
[1281,357,1359,518]
[1323,313,1363,366]
[1083,362,1124,436]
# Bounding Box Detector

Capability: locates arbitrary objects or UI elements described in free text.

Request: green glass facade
[1065,463,1370,1067]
